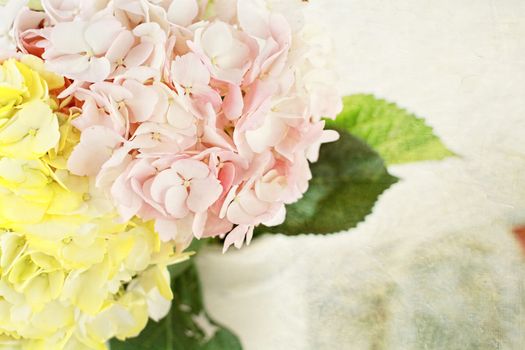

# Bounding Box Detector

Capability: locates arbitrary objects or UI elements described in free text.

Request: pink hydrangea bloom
[13,0,342,252]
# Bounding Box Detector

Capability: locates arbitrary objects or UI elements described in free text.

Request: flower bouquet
[0,0,453,349]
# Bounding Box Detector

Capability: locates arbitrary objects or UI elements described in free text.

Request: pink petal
[105,30,135,64]
[67,126,122,176]
[90,82,133,101]
[202,212,232,238]
[255,178,286,203]
[222,224,250,253]
[165,185,189,218]
[306,129,339,162]
[140,177,167,215]
[245,226,255,245]
[154,218,178,242]
[237,0,270,38]
[213,0,238,23]
[201,22,232,58]
[83,57,113,82]
[14,11,46,55]
[223,84,243,120]
[321,129,340,143]
[132,22,166,44]
[150,169,183,203]
[238,79,277,132]
[123,80,159,122]
[245,115,288,153]
[274,127,300,161]
[239,190,270,217]
[124,42,154,68]
[226,200,255,225]
[111,175,143,220]
[218,162,235,194]
[211,67,245,85]
[113,0,145,16]
[72,98,113,131]
[98,145,131,172]
[166,100,195,131]
[171,159,209,180]
[126,159,156,182]
[54,56,111,82]
[190,85,222,109]
[171,53,209,87]
[114,66,160,83]
[85,18,124,55]
[96,148,132,188]
[261,204,286,226]
[187,176,222,213]
[49,21,88,54]
[45,55,90,75]
[270,13,293,46]
[192,211,207,239]
[155,215,194,250]
[220,185,238,219]
[167,0,198,27]
[215,41,250,70]
[202,126,235,150]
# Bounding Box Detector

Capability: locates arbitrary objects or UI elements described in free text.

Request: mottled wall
[197,1,525,349]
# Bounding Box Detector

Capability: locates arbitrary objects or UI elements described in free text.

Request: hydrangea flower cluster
[9,0,341,251]
[0,0,341,347]
[0,54,187,349]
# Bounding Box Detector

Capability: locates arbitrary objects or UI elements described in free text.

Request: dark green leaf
[328,94,455,165]
[110,263,242,350]
[257,128,398,235]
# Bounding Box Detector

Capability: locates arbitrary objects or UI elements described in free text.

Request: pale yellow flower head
[0,57,190,350]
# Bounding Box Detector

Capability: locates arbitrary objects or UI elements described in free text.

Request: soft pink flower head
[28,0,344,252]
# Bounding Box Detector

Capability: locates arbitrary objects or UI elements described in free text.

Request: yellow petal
[62,259,110,314]
[47,184,84,216]
[61,238,106,269]
[0,87,22,107]
[29,252,60,271]
[20,55,64,91]
[30,301,74,335]
[24,271,65,310]
[138,266,173,300]
[0,101,59,159]
[0,194,49,225]
[7,255,39,289]
[0,233,26,273]
[14,61,46,102]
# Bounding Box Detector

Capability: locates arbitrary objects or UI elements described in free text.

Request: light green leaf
[110,262,242,350]
[256,128,398,236]
[327,94,454,165]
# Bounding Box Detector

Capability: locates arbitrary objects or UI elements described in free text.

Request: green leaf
[256,128,398,236]
[327,94,454,165]
[110,263,242,350]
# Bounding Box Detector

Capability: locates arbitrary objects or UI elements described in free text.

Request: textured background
[196,1,525,349]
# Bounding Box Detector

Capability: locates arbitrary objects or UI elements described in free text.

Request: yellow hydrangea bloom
[0,57,190,349]
[0,59,61,159]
